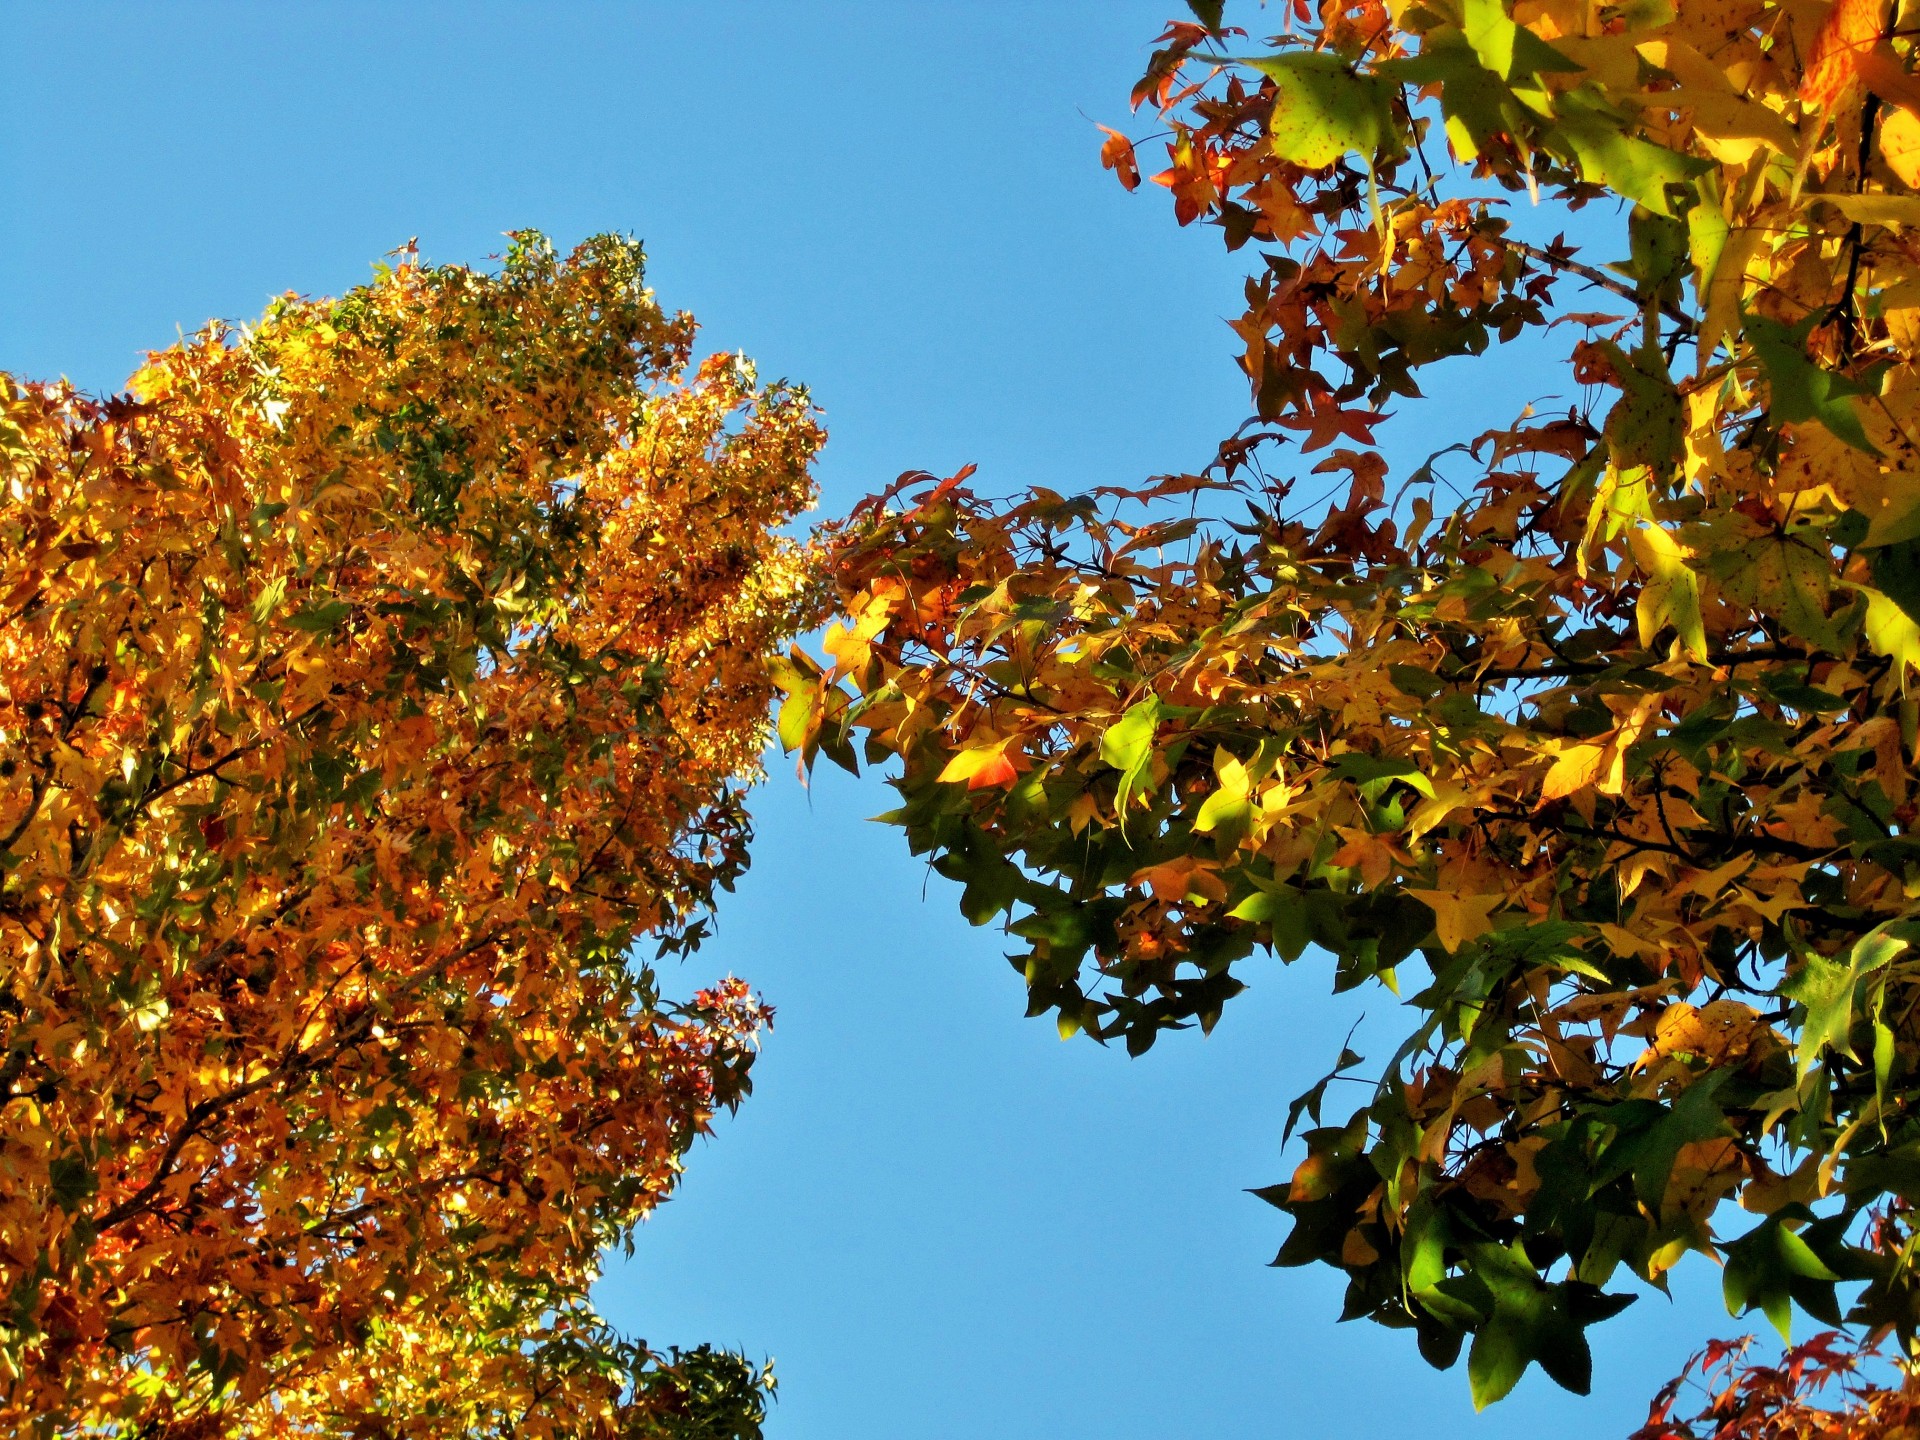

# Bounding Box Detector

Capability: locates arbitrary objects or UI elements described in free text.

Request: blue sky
[5,3,1744,1434]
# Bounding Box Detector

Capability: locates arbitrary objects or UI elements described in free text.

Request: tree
[0,233,821,1436]
[789,0,1920,1412]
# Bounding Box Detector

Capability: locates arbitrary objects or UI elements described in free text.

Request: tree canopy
[790,0,1920,1416]
[0,234,818,1436]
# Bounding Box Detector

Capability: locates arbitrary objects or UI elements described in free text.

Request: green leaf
[251,575,288,626]
[1194,788,1253,843]
[1185,0,1225,30]
[1877,1017,1897,1122]
[286,599,352,634]
[1627,524,1705,658]
[1723,1213,1842,1342]
[1461,0,1518,78]
[1389,664,1445,698]
[1747,313,1880,454]
[1591,1072,1732,1206]
[1721,533,1842,653]
[1629,206,1690,302]
[1468,1319,1532,1409]
[1868,541,1920,628]
[1228,882,1313,959]
[1600,341,1683,475]
[1460,1245,1599,1406]
[1330,752,1435,802]
[1551,91,1708,217]
[776,686,818,753]
[1381,36,1515,161]
[1246,51,1396,168]
[1101,696,1163,829]
[1194,749,1254,846]
[1283,1044,1364,1143]
[1783,928,1908,1080]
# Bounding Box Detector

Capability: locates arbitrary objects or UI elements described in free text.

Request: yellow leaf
[1819,192,1920,229]
[1699,226,1764,372]
[1405,781,1470,844]
[1540,742,1608,801]
[1882,106,1920,187]
[1859,584,1920,685]
[1628,523,1707,659]
[1665,88,1801,163]
[1408,889,1504,952]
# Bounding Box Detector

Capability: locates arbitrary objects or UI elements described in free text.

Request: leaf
[1881,106,1920,187]
[1782,928,1907,1080]
[1408,889,1503,952]
[1461,0,1519,79]
[1100,696,1163,827]
[1552,93,1710,217]
[1593,1072,1734,1207]
[1820,192,1920,229]
[1468,1319,1533,1409]
[1330,752,1434,801]
[776,685,818,753]
[1627,524,1706,658]
[1868,539,1920,626]
[251,575,288,626]
[1185,0,1226,30]
[1699,224,1764,367]
[1098,125,1141,191]
[1282,1044,1364,1143]
[1600,342,1684,474]
[1723,1213,1843,1342]
[1747,313,1880,454]
[286,599,352,634]
[1724,534,1842,652]
[1540,743,1607,801]
[1194,750,1254,845]
[937,742,1019,790]
[1859,582,1920,675]
[1462,1247,1603,1406]
[1405,782,1470,844]
[969,752,1020,790]
[1247,51,1396,168]
[1799,0,1883,109]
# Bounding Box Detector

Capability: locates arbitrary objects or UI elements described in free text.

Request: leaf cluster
[797,0,1920,1408]
[0,234,821,1435]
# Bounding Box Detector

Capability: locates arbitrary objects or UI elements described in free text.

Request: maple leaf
[1280,397,1386,451]
[1800,0,1884,109]
[1098,125,1141,191]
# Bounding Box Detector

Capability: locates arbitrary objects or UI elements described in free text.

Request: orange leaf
[1800,0,1883,109]
[1099,125,1142,191]
[967,751,1020,790]
[1859,46,1920,114]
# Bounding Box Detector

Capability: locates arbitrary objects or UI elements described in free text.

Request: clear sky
[5,3,1746,1435]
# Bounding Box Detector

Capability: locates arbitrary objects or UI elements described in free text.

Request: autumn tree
[0,233,820,1436]
[788,0,1920,1413]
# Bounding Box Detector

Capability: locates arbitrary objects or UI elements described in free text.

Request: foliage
[791,0,1920,1410]
[0,233,820,1435]
[1635,1330,1918,1437]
